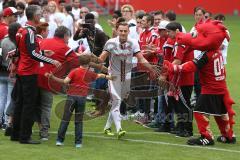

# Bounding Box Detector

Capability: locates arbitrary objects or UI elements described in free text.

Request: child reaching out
[45,65,115,148]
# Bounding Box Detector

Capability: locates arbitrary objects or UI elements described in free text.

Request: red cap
[3,7,18,17]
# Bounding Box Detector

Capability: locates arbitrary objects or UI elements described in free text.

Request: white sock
[104,112,113,130]
[111,108,121,132]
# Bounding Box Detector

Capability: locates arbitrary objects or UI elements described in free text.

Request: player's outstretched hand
[108,75,117,81]
[44,72,53,78]
[158,75,169,90]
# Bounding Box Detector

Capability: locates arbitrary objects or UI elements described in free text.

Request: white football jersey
[104,36,140,75]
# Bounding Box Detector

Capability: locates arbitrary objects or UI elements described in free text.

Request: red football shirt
[139,27,159,64]
[174,44,194,86]
[0,22,8,40]
[163,38,175,62]
[67,67,97,96]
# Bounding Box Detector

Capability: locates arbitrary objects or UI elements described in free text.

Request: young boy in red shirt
[45,62,115,148]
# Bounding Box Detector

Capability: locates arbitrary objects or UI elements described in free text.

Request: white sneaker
[75,144,82,148]
[56,141,64,146]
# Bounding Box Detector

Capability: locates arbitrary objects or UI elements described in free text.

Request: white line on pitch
[45,131,240,154]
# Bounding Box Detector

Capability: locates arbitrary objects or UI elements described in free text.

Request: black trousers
[167,86,193,132]
[11,74,39,141]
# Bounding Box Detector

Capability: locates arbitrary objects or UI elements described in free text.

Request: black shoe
[176,131,193,137]
[155,124,171,133]
[1,124,7,130]
[20,139,41,144]
[10,136,19,141]
[187,136,214,146]
[217,136,236,144]
[4,127,12,136]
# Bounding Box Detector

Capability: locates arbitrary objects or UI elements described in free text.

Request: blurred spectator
[153,10,164,28]
[72,0,81,21]
[121,4,138,40]
[40,6,57,38]
[16,1,27,26]
[204,11,212,19]
[91,11,103,31]
[165,10,186,33]
[47,0,65,26]
[215,13,229,64]
[135,10,145,35]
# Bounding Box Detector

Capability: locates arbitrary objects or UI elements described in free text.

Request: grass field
[0,15,240,160]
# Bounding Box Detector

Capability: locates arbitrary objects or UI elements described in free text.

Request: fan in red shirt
[139,14,159,64]
[165,22,194,137]
[137,13,159,124]
[11,5,61,144]
[45,62,115,147]
[162,19,236,145]
[0,7,18,40]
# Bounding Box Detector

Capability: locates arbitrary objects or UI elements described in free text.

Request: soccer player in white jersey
[99,22,157,139]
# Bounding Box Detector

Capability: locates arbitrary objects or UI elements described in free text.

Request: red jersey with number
[199,51,227,94]
[67,67,97,96]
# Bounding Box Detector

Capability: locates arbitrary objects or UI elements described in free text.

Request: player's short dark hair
[166,22,182,32]
[135,10,145,19]
[28,0,41,6]
[193,6,206,15]
[154,10,165,16]
[16,1,26,10]
[65,4,72,12]
[113,10,122,18]
[59,0,66,4]
[26,5,41,20]
[165,10,176,21]
[144,13,154,26]
[116,17,126,29]
[54,26,71,38]
[214,14,226,21]
[117,22,129,29]
[8,22,21,43]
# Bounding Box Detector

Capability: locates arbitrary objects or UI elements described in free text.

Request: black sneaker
[187,136,214,146]
[154,124,171,132]
[4,126,12,136]
[217,136,236,144]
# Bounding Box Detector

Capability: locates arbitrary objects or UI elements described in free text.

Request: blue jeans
[57,96,86,144]
[0,76,14,124]
[156,95,175,128]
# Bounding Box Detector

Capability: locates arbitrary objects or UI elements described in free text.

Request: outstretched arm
[45,72,70,85]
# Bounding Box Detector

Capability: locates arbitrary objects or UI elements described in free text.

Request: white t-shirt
[72,8,81,21]
[17,15,27,27]
[128,19,139,40]
[49,12,66,26]
[62,14,74,34]
[95,23,103,31]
